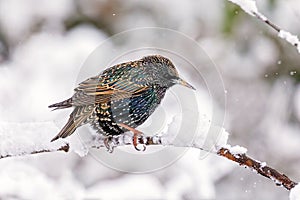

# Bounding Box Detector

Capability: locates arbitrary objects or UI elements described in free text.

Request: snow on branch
[219,146,297,191]
[0,121,297,192]
[290,184,300,200]
[0,122,69,158]
[228,0,300,53]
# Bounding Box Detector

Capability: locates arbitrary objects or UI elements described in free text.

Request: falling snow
[290,71,297,76]
[0,0,299,199]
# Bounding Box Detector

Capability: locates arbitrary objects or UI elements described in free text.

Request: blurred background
[0,0,300,199]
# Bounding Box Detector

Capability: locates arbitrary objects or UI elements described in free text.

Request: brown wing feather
[51,106,94,141]
[71,75,149,106]
[51,62,151,142]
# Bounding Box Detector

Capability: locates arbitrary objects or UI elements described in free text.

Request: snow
[86,175,163,199]
[224,145,248,155]
[290,184,300,200]
[0,0,74,42]
[0,120,93,158]
[295,87,300,122]
[0,161,62,199]
[0,0,298,199]
[69,136,90,157]
[0,122,67,157]
[194,122,229,153]
[0,160,85,199]
[228,0,300,54]
[260,162,266,168]
[228,0,258,16]
[278,30,300,53]
[160,114,228,153]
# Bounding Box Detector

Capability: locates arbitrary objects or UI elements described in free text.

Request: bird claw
[134,144,146,151]
[117,123,146,152]
[133,133,146,152]
[103,136,115,153]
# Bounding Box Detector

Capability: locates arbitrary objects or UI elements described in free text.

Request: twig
[252,12,280,33]
[228,0,300,53]
[218,147,297,191]
[0,144,70,159]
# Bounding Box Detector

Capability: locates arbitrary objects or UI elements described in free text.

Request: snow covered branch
[228,0,300,53]
[92,136,298,191]
[0,121,297,192]
[218,147,297,191]
[0,144,69,159]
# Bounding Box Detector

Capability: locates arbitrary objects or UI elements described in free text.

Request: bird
[49,55,195,151]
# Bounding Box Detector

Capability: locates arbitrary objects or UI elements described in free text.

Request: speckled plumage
[49,55,194,142]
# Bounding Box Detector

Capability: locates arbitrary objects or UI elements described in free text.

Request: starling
[49,55,195,151]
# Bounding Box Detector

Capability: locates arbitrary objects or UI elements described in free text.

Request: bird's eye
[163,72,174,80]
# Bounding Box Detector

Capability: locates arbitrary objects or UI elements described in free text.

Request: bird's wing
[72,74,149,106]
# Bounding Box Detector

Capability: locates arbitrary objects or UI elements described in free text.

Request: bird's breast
[91,86,168,136]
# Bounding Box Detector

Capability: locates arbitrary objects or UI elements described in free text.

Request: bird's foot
[118,123,146,151]
[103,136,115,153]
[133,132,146,151]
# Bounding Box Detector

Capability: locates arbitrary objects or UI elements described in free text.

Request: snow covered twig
[228,0,300,53]
[91,136,299,191]
[218,147,297,191]
[0,144,70,159]
[91,135,298,191]
[0,121,297,192]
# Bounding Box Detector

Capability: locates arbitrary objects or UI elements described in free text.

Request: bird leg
[103,136,115,153]
[118,123,146,151]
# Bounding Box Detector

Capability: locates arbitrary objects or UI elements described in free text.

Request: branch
[228,0,300,53]
[218,147,297,191]
[90,135,298,191]
[0,144,70,159]
[1,132,297,191]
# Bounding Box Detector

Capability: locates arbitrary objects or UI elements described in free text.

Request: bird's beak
[176,78,196,90]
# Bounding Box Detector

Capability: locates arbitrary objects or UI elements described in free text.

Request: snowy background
[0,0,300,199]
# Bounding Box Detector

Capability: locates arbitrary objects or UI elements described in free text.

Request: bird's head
[142,55,195,90]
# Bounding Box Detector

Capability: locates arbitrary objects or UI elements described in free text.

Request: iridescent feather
[49,55,194,142]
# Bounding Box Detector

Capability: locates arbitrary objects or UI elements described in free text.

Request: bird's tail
[51,116,77,142]
[51,106,92,142]
[48,98,72,110]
